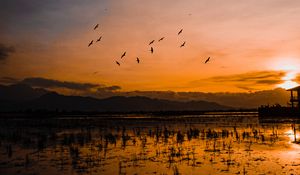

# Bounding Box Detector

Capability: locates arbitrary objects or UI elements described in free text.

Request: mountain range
[0,84,232,112]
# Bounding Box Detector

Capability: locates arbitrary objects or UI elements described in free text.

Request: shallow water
[0,113,300,175]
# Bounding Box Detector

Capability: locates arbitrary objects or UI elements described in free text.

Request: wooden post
[291,90,294,108]
[298,90,300,109]
[294,126,296,143]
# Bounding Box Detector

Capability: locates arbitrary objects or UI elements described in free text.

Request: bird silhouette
[121,52,126,58]
[205,57,210,64]
[180,41,186,47]
[158,37,165,42]
[116,61,120,66]
[96,36,102,42]
[149,40,155,45]
[94,24,99,30]
[178,29,183,35]
[136,57,140,63]
[150,47,154,54]
[88,40,93,47]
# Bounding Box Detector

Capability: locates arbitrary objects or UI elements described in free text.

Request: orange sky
[1,0,300,92]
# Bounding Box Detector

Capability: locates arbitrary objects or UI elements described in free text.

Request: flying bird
[96,36,102,42]
[205,57,210,64]
[116,61,120,66]
[149,40,155,45]
[94,24,99,30]
[178,29,183,35]
[88,40,93,47]
[180,41,186,47]
[136,57,140,63]
[158,37,165,42]
[150,47,154,54]
[121,52,126,58]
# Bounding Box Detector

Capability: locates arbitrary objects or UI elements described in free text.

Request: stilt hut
[287,86,300,109]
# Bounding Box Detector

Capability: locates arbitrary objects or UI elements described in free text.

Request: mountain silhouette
[0,83,49,101]
[0,84,232,112]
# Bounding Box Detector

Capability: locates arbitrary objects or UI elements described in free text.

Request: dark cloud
[22,77,101,91]
[20,77,122,93]
[236,86,258,91]
[208,71,285,84]
[0,77,19,84]
[255,79,283,85]
[295,74,300,83]
[188,70,286,91]
[0,44,15,60]
[97,85,121,92]
[89,86,122,98]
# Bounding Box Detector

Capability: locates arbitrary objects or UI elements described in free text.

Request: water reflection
[0,114,299,175]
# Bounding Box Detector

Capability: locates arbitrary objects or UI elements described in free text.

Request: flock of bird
[88,24,211,66]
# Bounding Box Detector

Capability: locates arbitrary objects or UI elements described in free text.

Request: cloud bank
[189,70,285,91]
[0,44,15,61]
[295,74,300,83]
[0,77,19,84]
[0,74,292,108]
[20,77,121,93]
[22,77,100,91]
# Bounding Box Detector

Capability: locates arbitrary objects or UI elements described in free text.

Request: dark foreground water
[0,112,300,175]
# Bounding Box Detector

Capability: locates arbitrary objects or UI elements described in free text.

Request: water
[0,112,300,175]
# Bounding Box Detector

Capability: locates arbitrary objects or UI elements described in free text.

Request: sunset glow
[285,129,300,142]
[277,71,299,90]
[278,80,299,90]
[270,58,300,89]
[1,0,300,93]
[2,1,300,175]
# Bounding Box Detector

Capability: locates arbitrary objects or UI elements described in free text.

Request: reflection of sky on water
[285,130,298,142]
[0,114,300,175]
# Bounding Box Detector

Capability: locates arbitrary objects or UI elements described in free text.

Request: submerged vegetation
[0,113,300,175]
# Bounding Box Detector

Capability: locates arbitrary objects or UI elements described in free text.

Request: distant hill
[0,83,49,101]
[104,88,290,108]
[0,85,232,112]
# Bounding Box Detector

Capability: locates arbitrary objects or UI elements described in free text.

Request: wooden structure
[287,86,300,108]
[258,86,300,120]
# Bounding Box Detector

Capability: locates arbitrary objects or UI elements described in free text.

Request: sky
[1,0,300,93]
